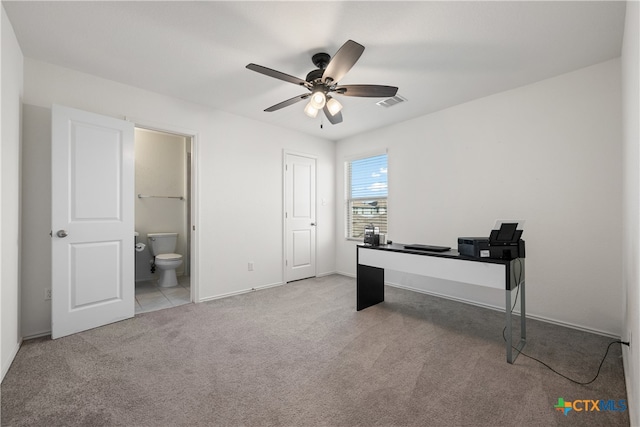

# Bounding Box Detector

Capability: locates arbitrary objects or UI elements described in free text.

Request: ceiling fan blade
[322,40,364,84]
[264,94,310,112]
[323,105,343,125]
[246,63,309,87]
[334,85,398,98]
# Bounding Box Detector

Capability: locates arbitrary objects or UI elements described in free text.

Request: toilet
[147,232,183,287]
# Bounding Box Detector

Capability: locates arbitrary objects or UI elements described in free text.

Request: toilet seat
[155,253,182,262]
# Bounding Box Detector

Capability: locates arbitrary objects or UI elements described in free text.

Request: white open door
[284,153,317,282]
[51,105,135,339]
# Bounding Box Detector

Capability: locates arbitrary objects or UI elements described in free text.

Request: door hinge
[49,230,53,237]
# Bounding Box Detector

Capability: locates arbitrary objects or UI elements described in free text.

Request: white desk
[357,243,526,363]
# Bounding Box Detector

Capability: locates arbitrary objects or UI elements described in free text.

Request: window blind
[346,154,388,239]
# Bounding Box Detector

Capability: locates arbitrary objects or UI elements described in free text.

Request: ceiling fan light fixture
[326,97,343,116]
[309,89,326,109]
[304,102,319,118]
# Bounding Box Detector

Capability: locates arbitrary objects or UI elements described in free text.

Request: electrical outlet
[248,262,254,271]
[45,288,52,300]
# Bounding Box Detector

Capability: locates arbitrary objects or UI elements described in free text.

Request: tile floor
[135,275,191,314]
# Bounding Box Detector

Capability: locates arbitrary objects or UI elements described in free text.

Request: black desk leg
[505,280,526,364]
[357,264,385,311]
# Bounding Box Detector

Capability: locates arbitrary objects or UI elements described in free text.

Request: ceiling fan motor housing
[311,52,331,69]
[305,69,325,83]
[306,52,331,83]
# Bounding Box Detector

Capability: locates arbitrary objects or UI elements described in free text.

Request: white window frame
[345,151,388,241]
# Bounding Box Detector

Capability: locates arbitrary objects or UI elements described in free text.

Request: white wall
[135,128,188,281]
[20,58,335,337]
[1,5,24,380]
[336,59,622,336]
[20,105,50,339]
[621,1,639,425]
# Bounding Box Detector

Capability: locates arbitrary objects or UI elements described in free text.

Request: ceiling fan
[246,40,398,125]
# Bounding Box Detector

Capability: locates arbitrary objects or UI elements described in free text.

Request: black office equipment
[489,239,525,260]
[457,237,490,258]
[490,222,523,243]
[403,244,451,252]
[488,221,525,260]
[458,221,525,260]
[363,223,380,246]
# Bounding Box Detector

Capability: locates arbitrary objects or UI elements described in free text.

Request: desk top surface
[358,243,515,265]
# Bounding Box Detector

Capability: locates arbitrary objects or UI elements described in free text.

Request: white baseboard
[1,338,22,382]
[197,281,285,303]
[197,273,348,303]
[335,271,356,279]
[316,271,338,278]
[21,330,52,341]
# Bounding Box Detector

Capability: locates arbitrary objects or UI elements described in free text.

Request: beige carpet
[1,275,629,426]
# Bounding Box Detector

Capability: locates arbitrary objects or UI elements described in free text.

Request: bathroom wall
[135,128,188,281]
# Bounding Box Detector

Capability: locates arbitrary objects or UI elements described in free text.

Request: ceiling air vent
[376,95,407,108]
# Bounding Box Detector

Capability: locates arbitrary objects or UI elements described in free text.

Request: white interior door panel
[51,105,135,339]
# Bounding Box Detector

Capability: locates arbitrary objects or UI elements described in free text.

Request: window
[346,153,388,239]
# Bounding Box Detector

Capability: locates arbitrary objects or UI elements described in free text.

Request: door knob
[56,230,68,238]
[310,223,316,226]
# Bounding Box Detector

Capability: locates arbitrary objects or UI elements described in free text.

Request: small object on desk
[363,223,380,246]
[403,244,451,252]
[488,221,526,260]
[458,237,490,258]
[387,240,392,244]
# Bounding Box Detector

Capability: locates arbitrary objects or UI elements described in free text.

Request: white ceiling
[3,1,626,141]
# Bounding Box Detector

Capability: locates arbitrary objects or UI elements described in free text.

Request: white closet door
[284,153,317,282]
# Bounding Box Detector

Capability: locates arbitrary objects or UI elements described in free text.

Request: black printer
[458,221,525,260]
[457,237,490,258]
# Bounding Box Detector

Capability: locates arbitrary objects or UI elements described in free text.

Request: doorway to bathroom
[133,128,193,313]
